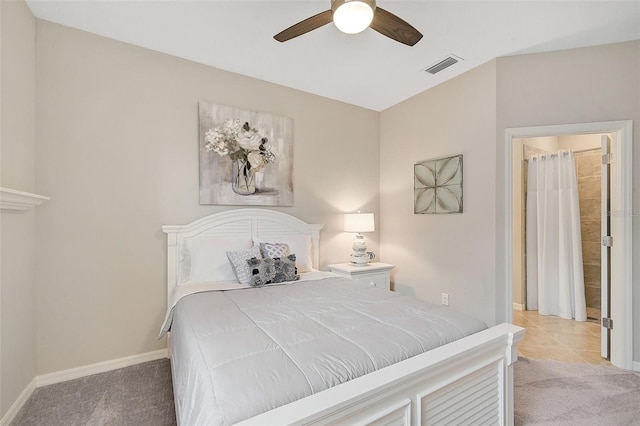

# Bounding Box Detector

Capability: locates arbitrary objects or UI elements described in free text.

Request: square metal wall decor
[198,101,293,206]
[414,154,463,214]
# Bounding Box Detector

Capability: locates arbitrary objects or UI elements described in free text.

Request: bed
[161,209,525,425]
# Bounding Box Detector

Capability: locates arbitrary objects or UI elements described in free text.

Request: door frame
[504,120,633,370]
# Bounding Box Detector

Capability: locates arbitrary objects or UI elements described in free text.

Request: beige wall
[381,41,639,364]
[496,41,640,358]
[34,21,380,374]
[0,0,37,417]
[380,61,498,326]
[558,134,602,151]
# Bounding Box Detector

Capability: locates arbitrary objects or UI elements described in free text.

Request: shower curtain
[526,151,587,321]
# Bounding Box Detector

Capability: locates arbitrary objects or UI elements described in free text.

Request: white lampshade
[332,0,375,34]
[344,213,375,233]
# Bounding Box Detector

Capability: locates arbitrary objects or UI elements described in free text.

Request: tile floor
[512,308,611,366]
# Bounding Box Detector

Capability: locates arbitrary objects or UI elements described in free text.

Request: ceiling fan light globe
[332,0,375,34]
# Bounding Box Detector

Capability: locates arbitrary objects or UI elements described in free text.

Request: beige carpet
[11,356,640,425]
[514,357,640,425]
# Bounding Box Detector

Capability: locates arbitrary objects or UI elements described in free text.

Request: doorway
[514,134,606,363]
[504,121,633,370]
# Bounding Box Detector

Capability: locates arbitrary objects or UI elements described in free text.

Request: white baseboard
[36,348,168,387]
[1,349,168,424]
[512,302,525,311]
[0,378,36,426]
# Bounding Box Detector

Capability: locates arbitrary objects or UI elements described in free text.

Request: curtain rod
[523,147,600,161]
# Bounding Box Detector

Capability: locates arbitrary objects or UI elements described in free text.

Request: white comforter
[164,276,487,425]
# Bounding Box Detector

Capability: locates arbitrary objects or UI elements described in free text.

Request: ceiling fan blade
[274,10,333,42]
[370,7,423,46]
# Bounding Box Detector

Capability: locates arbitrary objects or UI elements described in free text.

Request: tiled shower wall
[576,150,602,310]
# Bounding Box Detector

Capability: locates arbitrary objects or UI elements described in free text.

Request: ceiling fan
[274,0,423,47]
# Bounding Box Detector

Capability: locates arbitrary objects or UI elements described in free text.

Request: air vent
[424,55,463,75]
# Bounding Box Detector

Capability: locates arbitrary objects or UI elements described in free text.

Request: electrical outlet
[441,293,449,306]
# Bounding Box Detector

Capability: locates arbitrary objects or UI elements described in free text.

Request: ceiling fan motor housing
[331,0,376,15]
[331,0,377,34]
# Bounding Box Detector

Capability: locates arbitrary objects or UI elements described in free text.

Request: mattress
[166,277,487,425]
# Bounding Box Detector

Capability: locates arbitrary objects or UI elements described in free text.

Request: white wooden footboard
[235,323,525,426]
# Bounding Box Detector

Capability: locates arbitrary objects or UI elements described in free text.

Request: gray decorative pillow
[226,245,261,284]
[259,242,290,259]
[247,254,299,287]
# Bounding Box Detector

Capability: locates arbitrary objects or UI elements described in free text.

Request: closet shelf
[0,187,50,211]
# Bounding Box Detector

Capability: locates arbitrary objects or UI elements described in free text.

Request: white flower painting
[199,101,293,206]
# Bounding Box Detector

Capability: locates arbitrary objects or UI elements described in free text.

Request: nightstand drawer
[353,272,387,288]
[327,262,395,291]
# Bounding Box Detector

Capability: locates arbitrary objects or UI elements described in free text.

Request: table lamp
[344,212,375,266]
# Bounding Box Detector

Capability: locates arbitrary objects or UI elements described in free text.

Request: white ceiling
[25,1,640,111]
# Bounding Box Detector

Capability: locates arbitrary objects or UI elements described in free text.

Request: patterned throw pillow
[226,245,261,285]
[254,236,313,272]
[247,254,299,287]
[259,242,290,259]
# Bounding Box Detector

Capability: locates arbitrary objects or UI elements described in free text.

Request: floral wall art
[199,101,293,206]
[414,154,463,214]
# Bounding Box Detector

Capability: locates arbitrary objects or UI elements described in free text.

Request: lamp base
[350,252,376,266]
[349,233,375,265]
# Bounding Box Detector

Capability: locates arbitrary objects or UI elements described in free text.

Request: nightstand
[328,262,395,291]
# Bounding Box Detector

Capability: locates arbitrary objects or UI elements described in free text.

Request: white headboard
[162,209,324,300]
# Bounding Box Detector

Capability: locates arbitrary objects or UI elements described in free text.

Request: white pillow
[253,235,313,272]
[226,245,261,285]
[178,237,252,284]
